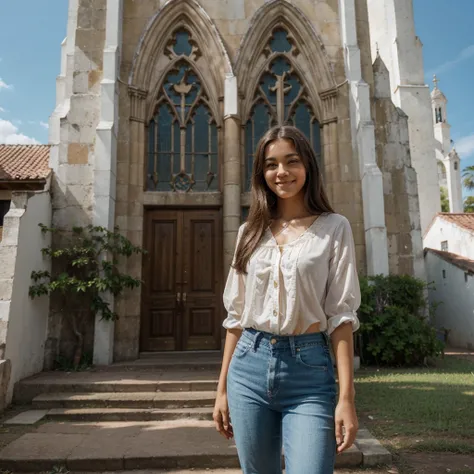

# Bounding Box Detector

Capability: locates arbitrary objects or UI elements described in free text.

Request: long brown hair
[233,125,334,274]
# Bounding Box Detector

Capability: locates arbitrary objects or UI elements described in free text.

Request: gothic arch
[236,0,337,123]
[129,0,233,102]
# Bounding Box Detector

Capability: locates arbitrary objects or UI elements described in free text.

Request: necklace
[271,214,315,238]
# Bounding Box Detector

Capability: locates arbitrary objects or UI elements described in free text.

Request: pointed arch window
[244,28,321,190]
[147,29,218,192]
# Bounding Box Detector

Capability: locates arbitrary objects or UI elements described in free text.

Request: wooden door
[141,209,222,351]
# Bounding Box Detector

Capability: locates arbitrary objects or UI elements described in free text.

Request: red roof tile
[425,248,474,274]
[438,213,474,234]
[0,145,51,181]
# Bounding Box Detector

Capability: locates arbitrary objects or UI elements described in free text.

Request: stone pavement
[0,353,392,472]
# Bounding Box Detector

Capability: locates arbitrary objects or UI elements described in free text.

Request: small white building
[425,248,474,351]
[424,213,474,261]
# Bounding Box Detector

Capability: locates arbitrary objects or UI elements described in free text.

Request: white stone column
[223,74,241,274]
[367,0,441,234]
[92,0,123,365]
[339,0,389,276]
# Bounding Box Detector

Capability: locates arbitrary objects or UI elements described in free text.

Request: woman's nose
[277,164,289,175]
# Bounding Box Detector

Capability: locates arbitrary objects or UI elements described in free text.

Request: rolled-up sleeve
[324,217,361,335]
[222,225,246,330]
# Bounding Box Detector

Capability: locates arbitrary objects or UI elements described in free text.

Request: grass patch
[355,355,474,451]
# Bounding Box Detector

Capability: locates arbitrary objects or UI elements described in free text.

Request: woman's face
[263,138,307,200]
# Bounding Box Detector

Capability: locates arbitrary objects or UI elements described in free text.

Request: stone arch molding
[128,0,233,122]
[236,0,337,123]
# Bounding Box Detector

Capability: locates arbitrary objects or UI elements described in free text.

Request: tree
[464,196,474,213]
[29,225,145,368]
[440,186,449,212]
[462,165,474,191]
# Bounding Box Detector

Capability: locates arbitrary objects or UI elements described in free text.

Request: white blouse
[223,212,361,335]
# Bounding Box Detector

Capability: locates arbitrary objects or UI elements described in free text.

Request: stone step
[0,420,363,472]
[32,391,217,410]
[45,407,214,422]
[107,359,222,371]
[15,371,219,404]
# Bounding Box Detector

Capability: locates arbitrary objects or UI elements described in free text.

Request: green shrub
[358,274,444,366]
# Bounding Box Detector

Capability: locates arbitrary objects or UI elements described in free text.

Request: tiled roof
[438,213,474,234]
[425,248,474,274]
[0,145,51,181]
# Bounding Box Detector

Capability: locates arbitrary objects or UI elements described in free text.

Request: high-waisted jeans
[227,328,337,474]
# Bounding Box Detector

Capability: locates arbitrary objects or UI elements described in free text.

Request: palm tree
[462,165,474,191]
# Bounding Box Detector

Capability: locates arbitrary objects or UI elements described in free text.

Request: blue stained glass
[285,75,301,103]
[173,30,193,56]
[270,29,292,53]
[245,102,271,189]
[147,120,156,190]
[157,153,172,191]
[293,102,312,145]
[312,119,322,165]
[194,153,208,188]
[157,104,173,152]
[194,105,209,152]
[211,122,217,154]
[173,120,181,174]
[270,56,291,76]
[261,73,276,103]
[185,122,193,172]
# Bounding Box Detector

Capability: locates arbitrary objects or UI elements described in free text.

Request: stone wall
[0,189,51,406]
[47,0,107,363]
[110,0,368,360]
[372,55,424,278]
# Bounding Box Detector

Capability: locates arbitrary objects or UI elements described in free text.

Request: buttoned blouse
[222,212,361,335]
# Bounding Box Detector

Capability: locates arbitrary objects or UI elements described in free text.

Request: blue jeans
[227,328,337,474]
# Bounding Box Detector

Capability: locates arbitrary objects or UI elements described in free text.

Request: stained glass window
[147,30,218,192]
[245,28,321,190]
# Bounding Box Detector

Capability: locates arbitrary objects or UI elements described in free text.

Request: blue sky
[0,0,473,197]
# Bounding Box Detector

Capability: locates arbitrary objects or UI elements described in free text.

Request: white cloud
[0,119,40,145]
[0,106,5,113]
[455,133,474,158]
[0,78,12,91]
[40,121,49,129]
[427,44,474,77]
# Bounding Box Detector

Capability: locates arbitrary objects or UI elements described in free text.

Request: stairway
[0,353,388,472]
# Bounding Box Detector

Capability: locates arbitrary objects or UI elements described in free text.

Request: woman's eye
[288,159,300,164]
[266,163,277,169]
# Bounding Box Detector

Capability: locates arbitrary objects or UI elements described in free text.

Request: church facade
[47,0,442,363]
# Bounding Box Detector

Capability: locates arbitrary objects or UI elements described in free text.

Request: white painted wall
[367,0,441,234]
[426,251,474,350]
[424,216,474,261]
[2,190,51,404]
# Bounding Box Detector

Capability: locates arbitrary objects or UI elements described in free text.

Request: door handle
[183,292,187,304]
[176,292,181,303]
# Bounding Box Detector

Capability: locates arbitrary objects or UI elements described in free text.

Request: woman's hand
[213,391,233,440]
[335,398,358,453]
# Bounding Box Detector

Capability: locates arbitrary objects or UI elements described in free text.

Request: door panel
[182,210,221,350]
[141,210,182,351]
[141,208,221,351]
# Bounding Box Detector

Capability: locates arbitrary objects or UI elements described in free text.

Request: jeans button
[270,338,277,345]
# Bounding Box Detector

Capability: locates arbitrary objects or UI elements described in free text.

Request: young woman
[213,125,361,474]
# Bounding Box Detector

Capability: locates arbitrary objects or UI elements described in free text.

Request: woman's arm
[331,322,358,453]
[213,328,242,439]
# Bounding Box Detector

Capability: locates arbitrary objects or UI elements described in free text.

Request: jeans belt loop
[289,335,296,357]
[253,331,264,352]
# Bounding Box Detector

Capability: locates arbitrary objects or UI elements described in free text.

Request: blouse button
[273,281,278,288]
[273,310,277,317]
